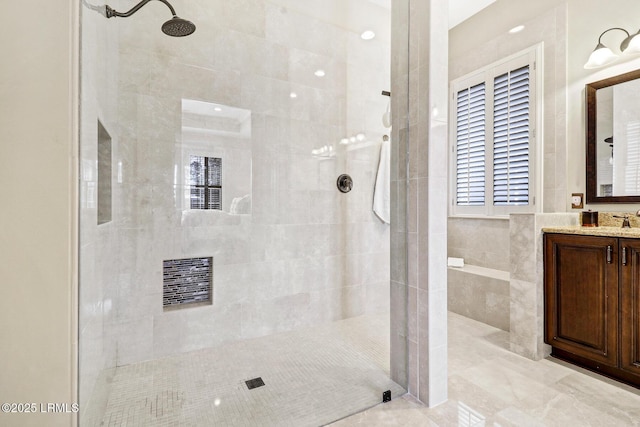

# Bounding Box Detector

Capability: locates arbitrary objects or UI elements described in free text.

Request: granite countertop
[542,225,640,238]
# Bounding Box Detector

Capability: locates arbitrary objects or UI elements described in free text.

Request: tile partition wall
[390,0,449,406]
[389,0,410,393]
[447,213,579,361]
[509,213,578,360]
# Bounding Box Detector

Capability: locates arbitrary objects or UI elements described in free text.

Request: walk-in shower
[79,1,406,424]
[105,0,196,37]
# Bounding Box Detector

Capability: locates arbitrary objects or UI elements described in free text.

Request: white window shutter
[493,65,530,206]
[449,45,539,217]
[456,82,486,206]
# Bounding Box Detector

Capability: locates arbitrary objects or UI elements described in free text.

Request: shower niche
[178,99,252,215]
[163,256,213,310]
[97,120,112,225]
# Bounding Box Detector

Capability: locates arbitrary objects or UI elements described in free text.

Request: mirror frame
[586,68,640,204]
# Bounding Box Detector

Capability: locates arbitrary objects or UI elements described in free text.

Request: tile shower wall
[78,1,120,423]
[112,0,391,365]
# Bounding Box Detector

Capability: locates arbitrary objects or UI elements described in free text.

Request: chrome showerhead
[105,0,196,37]
[162,16,196,37]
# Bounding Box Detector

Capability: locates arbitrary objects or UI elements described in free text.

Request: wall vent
[163,257,212,310]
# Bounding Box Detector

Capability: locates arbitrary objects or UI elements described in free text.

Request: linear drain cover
[245,377,265,390]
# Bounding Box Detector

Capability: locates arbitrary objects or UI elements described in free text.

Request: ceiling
[366,0,497,29]
[449,0,496,29]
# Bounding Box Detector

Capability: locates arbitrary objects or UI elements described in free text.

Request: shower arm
[106,0,177,19]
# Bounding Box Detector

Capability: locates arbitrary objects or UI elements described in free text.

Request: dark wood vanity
[544,231,640,388]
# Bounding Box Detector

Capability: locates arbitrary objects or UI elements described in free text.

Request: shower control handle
[337,174,353,193]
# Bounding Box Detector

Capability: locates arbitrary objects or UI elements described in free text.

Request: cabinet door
[544,233,618,366]
[619,238,640,378]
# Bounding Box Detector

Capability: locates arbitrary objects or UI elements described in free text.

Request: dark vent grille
[163,257,212,308]
[245,377,265,390]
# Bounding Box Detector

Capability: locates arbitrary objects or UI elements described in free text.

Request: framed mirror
[586,69,640,203]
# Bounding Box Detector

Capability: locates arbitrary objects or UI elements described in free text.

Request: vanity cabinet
[544,233,640,387]
[619,239,640,379]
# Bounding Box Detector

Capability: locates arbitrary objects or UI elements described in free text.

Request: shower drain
[245,377,265,390]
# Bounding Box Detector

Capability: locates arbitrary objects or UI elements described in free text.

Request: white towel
[373,137,391,224]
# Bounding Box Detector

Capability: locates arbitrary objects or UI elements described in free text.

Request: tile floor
[92,311,640,426]
[333,312,640,426]
[93,312,404,426]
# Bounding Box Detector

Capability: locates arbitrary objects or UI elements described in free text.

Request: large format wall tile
[100,0,393,366]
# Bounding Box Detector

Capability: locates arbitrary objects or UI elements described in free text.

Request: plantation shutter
[456,82,486,206]
[493,65,530,206]
[190,156,222,210]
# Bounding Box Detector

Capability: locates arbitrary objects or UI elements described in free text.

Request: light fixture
[360,30,375,40]
[314,69,326,77]
[509,25,524,34]
[584,27,640,69]
[289,92,298,99]
[606,136,614,166]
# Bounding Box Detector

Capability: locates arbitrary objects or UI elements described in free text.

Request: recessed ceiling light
[214,107,222,112]
[290,92,297,99]
[314,69,326,77]
[360,30,375,40]
[509,25,525,34]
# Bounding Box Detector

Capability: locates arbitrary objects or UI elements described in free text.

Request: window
[450,46,540,217]
[190,156,222,210]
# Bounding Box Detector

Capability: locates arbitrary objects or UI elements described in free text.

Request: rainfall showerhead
[161,16,196,37]
[105,0,196,37]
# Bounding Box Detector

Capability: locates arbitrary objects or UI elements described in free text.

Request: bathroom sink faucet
[614,215,631,228]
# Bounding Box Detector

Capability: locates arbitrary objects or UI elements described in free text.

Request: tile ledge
[447,264,509,281]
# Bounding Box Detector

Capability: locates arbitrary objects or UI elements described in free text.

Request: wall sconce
[584,27,640,69]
